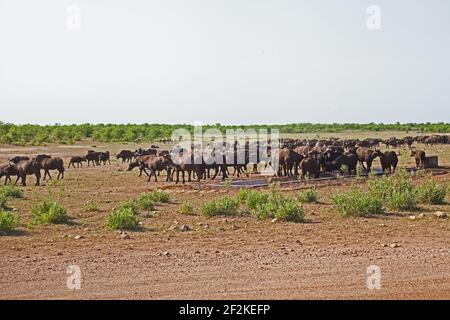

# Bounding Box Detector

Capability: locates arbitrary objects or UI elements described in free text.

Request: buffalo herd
[0,134,448,186]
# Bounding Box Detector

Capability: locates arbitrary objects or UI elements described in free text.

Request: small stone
[389,243,399,248]
[138,221,143,226]
[180,225,191,232]
[74,235,84,240]
[271,218,278,223]
[434,211,447,219]
[163,251,170,256]
[417,213,425,219]
[409,216,416,221]
[120,233,130,240]
[381,243,387,247]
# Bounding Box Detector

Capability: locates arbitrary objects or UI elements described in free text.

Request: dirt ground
[0,136,449,300]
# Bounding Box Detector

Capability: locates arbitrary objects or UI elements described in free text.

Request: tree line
[0,122,449,145]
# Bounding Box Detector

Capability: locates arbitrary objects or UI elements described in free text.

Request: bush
[0,210,20,233]
[237,189,269,210]
[179,202,193,215]
[298,188,318,203]
[107,206,140,230]
[136,193,156,211]
[368,172,417,211]
[257,195,304,222]
[84,200,99,212]
[32,199,68,224]
[147,190,170,203]
[416,180,447,204]
[0,186,23,199]
[0,195,8,210]
[332,189,384,217]
[202,197,240,217]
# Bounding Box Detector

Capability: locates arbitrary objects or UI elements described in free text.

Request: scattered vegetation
[0,195,8,210]
[0,210,20,233]
[179,202,194,215]
[368,171,417,211]
[237,188,304,222]
[107,204,140,231]
[84,200,99,212]
[146,190,170,203]
[201,197,240,217]
[332,188,384,217]
[135,193,156,211]
[415,179,447,204]
[0,186,23,199]
[32,199,69,224]
[298,188,318,203]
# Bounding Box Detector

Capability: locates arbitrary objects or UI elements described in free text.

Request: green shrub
[84,200,99,212]
[32,199,68,224]
[332,189,384,217]
[0,195,8,210]
[147,190,170,203]
[237,189,270,210]
[0,210,20,233]
[368,172,417,211]
[252,194,304,222]
[179,202,194,215]
[136,193,156,210]
[107,207,140,230]
[201,197,240,217]
[298,188,318,203]
[416,180,447,204]
[0,186,23,199]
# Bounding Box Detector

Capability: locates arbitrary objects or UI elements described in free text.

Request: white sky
[0,0,449,125]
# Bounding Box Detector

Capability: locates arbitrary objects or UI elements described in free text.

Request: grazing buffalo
[128,155,153,177]
[140,156,171,182]
[135,148,158,157]
[40,157,65,180]
[68,156,86,168]
[99,151,111,165]
[116,150,134,163]
[411,149,426,169]
[0,164,18,185]
[380,151,398,173]
[300,158,320,179]
[11,159,41,186]
[323,154,358,175]
[9,156,30,164]
[85,151,101,166]
[355,147,383,172]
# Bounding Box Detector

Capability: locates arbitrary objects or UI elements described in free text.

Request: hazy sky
[1,0,449,125]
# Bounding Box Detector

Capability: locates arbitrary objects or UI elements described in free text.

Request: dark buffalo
[300,158,320,179]
[0,164,18,185]
[85,151,101,166]
[99,151,110,165]
[11,159,41,186]
[40,157,65,180]
[116,150,134,163]
[68,156,86,168]
[9,156,30,164]
[380,151,398,173]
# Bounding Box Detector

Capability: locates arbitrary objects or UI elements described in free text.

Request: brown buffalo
[410,149,426,169]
